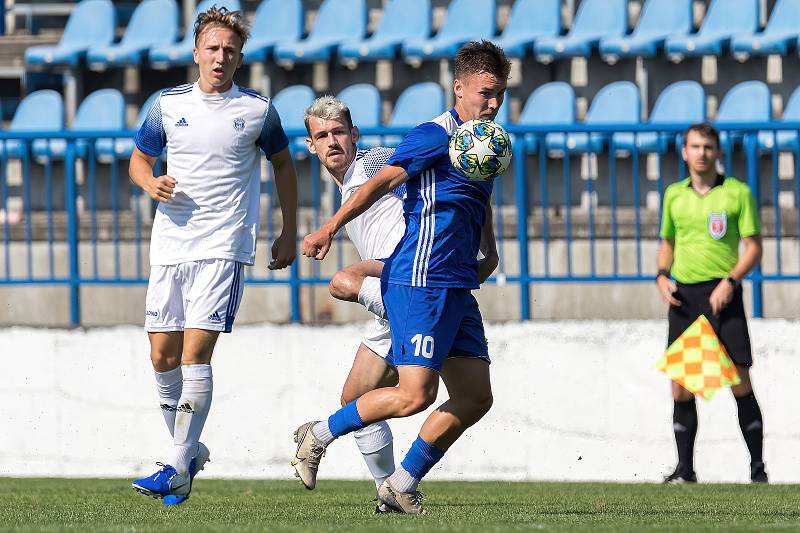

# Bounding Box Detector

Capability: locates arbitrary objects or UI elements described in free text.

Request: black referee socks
[735,391,764,464]
[673,398,698,471]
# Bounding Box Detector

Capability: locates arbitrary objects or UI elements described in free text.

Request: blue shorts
[381,281,490,372]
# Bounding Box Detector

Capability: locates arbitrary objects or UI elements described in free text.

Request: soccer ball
[448,119,512,181]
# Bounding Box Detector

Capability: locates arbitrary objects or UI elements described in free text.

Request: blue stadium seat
[242,0,303,63]
[385,82,444,146]
[759,86,800,152]
[274,0,366,64]
[715,81,771,152]
[86,0,179,69]
[566,81,640,154]
[615,81,705,153]
[516,82,575,154]
[149,0,241,69]
[338,0,431,64]
[600,0,692,62]
[535,0,627,62]
[0,90,64,160]
[665,0,758,61]
[731,0,800,59]
[102,90,164,160]
[271,85,316,154]
[491,0,560,58]
[25,0,116,67]
[42,89,125,161]
[337,84,381,147]
[403,0,496,62]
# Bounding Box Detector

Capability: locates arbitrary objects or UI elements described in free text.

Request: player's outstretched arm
[302,164,408,260]
[269,147,298,270]
[656,238,680,306]
[478,200,499,284]
[129,147,176,203]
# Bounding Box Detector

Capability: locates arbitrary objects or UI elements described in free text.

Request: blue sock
[327,399,366,438]
[400,435,446,480]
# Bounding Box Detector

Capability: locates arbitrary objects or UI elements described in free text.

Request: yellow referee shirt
[660,176,760,284]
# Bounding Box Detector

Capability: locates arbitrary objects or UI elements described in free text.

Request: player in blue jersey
[292,41,508,514]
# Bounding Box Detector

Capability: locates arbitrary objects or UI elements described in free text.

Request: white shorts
[362,315,391,359]
[145,259,244,333]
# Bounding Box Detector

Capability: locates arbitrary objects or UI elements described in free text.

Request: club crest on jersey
[708,211,727,240]
[233,117,245,131]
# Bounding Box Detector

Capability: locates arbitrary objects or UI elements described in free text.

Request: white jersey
[135,82,289,266]
[341,148,405,260]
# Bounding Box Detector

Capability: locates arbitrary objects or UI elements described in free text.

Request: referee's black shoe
[750,461,769,483]
[663,463,697,484]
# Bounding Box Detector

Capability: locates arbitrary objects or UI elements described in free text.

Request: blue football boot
[132,463,189,499]
[163,442,211,507]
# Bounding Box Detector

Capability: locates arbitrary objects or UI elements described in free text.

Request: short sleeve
[361,147,405,197]
[738,185,761,237]
[135,95,166,157]
[257,103,290,160]
[385,122,449,178]
[659,186,675,239]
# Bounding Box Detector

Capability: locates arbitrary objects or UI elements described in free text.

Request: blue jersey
[383,109,493,289]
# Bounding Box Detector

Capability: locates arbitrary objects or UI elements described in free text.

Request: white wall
[2,320,799,483]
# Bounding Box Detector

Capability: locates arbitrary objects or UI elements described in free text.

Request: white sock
[312,420,335,446]
[354,421,395,489]
[358,277,386,319]
[171,364,213,477]
[388,464,419,493]
[154,366,182,438]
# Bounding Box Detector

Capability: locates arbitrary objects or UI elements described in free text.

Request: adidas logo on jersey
[175,117,189,127]
[208,311,222,323]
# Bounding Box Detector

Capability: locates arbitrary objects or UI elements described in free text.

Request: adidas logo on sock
[177,402,195,414]
[175,117,189,127]
[160,403,177,412]
[208,311,222,323]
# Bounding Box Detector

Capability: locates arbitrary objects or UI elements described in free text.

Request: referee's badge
[708,211,727,240]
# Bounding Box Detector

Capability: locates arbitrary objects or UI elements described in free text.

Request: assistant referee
[656,123,766,484]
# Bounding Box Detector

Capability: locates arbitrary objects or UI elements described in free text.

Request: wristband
[656,269,670,281]
[727,276,740,288]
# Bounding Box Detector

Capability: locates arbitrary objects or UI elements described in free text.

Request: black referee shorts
[667,279,753,367]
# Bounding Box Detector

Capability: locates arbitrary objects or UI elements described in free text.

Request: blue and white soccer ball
[448,119,513,181]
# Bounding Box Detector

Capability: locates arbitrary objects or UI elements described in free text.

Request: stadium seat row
[23,0,800,70]
[2,79,798,161]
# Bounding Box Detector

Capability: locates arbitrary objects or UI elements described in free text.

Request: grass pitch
[1,478,799,532]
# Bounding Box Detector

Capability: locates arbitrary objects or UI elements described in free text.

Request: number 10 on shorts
[411,334,435,359]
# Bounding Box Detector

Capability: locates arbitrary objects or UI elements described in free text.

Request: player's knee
[329,270,359,302]
[397,389,436,417]
[401,397,434,417]
[472,392,493,418]
[150,351,180,372]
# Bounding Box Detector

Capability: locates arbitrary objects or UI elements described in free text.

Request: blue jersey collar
[449,108,464,126]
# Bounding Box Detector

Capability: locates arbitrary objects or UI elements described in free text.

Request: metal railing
[1,122,798,326]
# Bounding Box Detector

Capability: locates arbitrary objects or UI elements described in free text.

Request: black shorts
[667,279,753,367]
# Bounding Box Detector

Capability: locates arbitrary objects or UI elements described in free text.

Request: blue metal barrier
[0,122,798,326]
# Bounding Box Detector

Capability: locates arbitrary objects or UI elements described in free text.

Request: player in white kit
[128,6,297,506]
[300,97,402,509]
